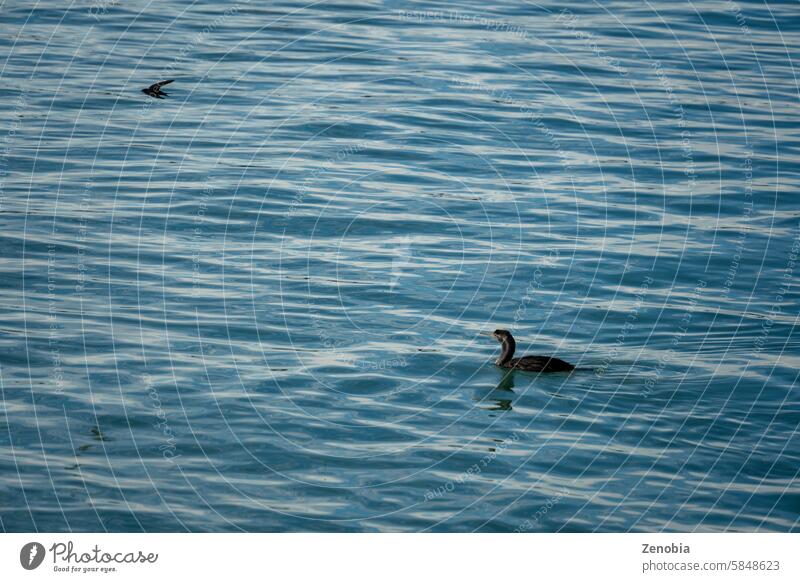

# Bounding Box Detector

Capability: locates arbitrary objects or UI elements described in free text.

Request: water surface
[1,0,798,532]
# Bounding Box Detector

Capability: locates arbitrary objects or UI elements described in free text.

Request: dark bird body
[490,329,574,372]
[142,79,174,99]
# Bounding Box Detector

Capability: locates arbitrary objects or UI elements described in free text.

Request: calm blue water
[1,0,799,532]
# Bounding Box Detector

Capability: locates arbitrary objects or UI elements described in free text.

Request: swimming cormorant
[489,329,574,372]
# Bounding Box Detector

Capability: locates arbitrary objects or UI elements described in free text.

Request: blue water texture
[1,0,798,532]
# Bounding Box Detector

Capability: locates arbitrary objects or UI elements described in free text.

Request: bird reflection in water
[479,370,516,412]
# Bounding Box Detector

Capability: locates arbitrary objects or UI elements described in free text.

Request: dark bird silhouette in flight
[142,79,174,99]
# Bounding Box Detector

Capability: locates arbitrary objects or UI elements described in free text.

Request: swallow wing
[144,79,175,92]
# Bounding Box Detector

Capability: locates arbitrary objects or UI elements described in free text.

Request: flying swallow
[142,79,174,99]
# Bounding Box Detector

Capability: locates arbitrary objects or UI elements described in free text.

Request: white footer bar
[1,533,796,581]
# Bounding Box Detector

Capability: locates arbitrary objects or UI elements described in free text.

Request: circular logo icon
[20,542,45,570]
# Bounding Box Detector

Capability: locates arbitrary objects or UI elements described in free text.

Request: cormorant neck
[496,336,515,365]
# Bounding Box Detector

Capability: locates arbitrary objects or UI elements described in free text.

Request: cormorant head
[490,329,516,365]
[492,329,513,343]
